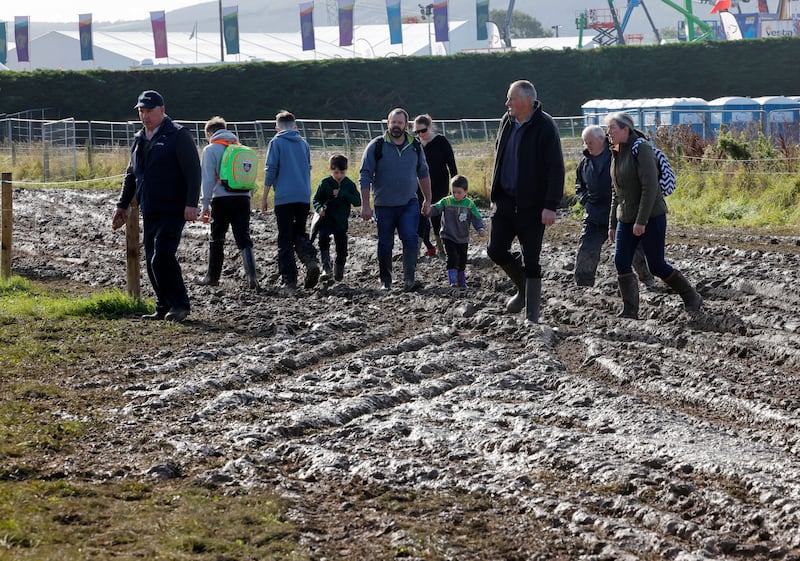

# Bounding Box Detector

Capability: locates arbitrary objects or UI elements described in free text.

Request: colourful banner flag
[14,16,30,63]
[79,13,93,61]
[338,0,354,47]
[433,1,449,42]
[386,0,402,45]
[710,0,730,14]
[299,2,315,51]
[150,11,168,59]
[223,6,240,55]
[476,0,489,41]
[0,22,7,65]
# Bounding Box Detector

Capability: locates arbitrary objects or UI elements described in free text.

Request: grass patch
[0,480,304,560]
[0,276,306,560]
[0,276,151,320]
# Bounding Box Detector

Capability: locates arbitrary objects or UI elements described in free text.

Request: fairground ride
[576,0,663,46]
[577,0,795,46]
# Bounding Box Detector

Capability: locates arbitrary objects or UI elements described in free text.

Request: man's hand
[361,204,373,222]
[421,201,431,216]
[541,208,556,226]
[111,207,128,230]
[633,223,646,236]
[184,206,199,222]
[261,186,272,216]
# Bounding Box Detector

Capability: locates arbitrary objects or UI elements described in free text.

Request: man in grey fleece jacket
[359,108,432,291]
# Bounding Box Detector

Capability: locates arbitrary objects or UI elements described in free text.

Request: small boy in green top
[312,154,362,282]
[428,174,487,287]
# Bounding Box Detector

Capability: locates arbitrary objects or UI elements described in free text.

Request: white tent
[5,30,138,71]
[4,21,474,71]
[511,36,585,51]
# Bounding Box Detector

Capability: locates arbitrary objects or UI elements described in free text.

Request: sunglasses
[413,127,428,135]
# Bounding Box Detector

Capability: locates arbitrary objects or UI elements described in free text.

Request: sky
[1,0,203,24]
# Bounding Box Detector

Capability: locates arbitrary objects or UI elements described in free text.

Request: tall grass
[3,132,800,230]
[0,276,150,320]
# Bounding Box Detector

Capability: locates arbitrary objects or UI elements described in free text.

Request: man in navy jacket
[488,80,565,324]
[112,90,201,322]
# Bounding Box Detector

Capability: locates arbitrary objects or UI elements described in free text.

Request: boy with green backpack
[197,115,260,290]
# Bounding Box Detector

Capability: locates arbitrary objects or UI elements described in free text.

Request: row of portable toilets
[582,96,800,138]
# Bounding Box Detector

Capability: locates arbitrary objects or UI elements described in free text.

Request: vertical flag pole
[218,0,224,62]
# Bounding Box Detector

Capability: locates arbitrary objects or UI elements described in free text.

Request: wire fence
[0,115,586,149]
[0,115,586,183]
[6,110,797,183]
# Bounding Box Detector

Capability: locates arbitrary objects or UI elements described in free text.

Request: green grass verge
[0,277,307,560]
[0,276,151,320]
[0,480,302,560]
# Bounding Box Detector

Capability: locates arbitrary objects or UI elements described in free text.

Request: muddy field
[10,187,800,560]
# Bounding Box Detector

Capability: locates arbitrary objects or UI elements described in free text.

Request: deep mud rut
[10,187,800,560]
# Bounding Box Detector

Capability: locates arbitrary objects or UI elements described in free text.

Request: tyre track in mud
[11,188,800,559]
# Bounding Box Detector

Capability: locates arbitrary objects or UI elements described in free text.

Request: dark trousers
[443,238,468,271]
[274,202,316,283]
[614,214,673,279]
[487,197,546,278]
[416,214,434,249]
[576,219,653,285]
[210,195,253,250]
[143,212,189,313]
[318,225,348,266]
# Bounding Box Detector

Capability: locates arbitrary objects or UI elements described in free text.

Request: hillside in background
[1,37,798,121]
[26,0,725,42]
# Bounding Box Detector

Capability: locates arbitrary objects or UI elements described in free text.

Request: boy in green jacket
[428,174,487,287]
[312,154,362,282]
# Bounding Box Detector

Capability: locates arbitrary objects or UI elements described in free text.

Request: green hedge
[1,37,798,121]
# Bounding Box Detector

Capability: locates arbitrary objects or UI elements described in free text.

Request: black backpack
[374,136,421,165]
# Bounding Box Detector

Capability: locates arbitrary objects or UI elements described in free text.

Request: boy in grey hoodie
[197,115,259,290]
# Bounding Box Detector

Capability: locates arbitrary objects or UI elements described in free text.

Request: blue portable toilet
[581,99,606,126]
[754,95,800,138]
[707,96,761,135]
[582,99,631,127]
[604,99,633,125]
[656,97,708,137]
[623,98,661,134]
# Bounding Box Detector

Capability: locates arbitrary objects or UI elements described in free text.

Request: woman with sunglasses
[605,112,702,319]
[412,114,458,258]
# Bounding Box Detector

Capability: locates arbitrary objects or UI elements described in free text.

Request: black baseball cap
[134,90,164,109]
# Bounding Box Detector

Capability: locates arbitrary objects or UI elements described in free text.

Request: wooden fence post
[125,200,141,299]
[1,173,11,279]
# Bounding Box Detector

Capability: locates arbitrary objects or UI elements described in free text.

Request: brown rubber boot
[617,273,639,319]
[664,269,703,312]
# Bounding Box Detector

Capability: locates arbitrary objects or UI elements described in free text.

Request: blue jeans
[143,212,189,313]
[576,219,653,285]
[375,198,419,258]
[614,214,673,279]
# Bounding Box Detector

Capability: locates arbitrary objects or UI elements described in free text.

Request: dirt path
[11,187,800,559]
